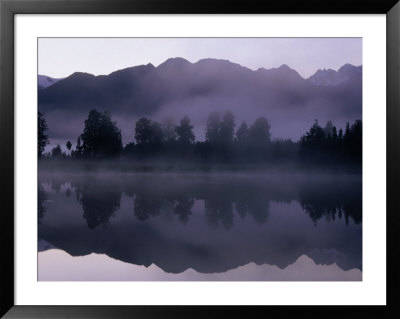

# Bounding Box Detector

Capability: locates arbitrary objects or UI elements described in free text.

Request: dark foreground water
[38,171,362,281]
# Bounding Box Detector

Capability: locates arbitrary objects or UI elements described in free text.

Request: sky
[38,38,362,79]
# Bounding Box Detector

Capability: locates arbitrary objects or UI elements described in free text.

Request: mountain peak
[68,71,95,79]
[314,68,336,74]
[339,63,356,69]
[278,64,291,71]
[158,57,191,68]
[196,58,232,64]
[194,58,252,72]
[38,75,64,89]
[338,63,361,74]
[308,63,361,86]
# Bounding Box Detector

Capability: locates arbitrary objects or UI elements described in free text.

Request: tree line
[38,109,362,165]
[300,119,362,164]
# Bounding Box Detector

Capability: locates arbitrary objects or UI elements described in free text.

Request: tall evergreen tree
[51,144,62,158]
[149,122,164,147]
[80,109,122,158]
[338,128,343,141]
[348,120,362,161]
[300,120,326,162]
[38,111,49,157]
[134,118,165,156]
[236,121,249,143]
[248,117,271,145]
[205,112,221,145]
[175,116,195,147]
[324,120,334,136]
[66,141,72,154]
[135,118,153,146]
[162,119,177,145]
[74,136,83,158]
[332,126,338,143]
[220,111,235,145]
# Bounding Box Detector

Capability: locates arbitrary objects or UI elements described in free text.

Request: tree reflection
[38,183,47,224]
[50,180,62,193]
[41,174,362,229]
[65,188,71,198]
[205,195,234,230]
[134,194,163,221]
[234,187,270,225]
[299,182,362,225]
[74,181,121,229]
[173,196,194,224]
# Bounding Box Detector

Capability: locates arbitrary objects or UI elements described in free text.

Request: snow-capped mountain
[308,64,362,86]
[38,75,64,89]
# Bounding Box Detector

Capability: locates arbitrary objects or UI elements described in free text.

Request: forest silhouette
[38,109,362,167]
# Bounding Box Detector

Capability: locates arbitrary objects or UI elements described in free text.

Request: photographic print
[37,38,362,281]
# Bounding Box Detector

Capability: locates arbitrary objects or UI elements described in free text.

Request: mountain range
[38,58,362,146]
[38,75,64,89]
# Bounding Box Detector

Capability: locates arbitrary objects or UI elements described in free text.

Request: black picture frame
[1,0,399,318]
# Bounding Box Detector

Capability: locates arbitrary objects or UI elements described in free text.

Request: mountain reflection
[38,172,362,274]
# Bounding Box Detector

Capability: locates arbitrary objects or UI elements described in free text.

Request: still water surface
[38,171,362,281]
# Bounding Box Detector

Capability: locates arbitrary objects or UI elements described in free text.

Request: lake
[38,170,362,281]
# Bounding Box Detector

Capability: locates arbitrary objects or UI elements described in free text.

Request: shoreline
[38,158,362,174]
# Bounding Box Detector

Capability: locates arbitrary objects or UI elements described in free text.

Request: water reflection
[39,248,362,281]
[62,174,361,228]
[73,179,121,229]
[299,181,362,225]
[38,183,47,223]
[38,172,362,279]
[173,196,194,224]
